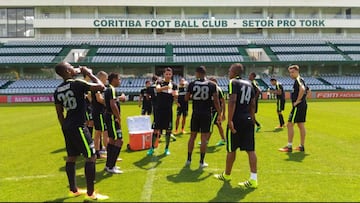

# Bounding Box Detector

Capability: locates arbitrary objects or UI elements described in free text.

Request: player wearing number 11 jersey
[185,66,222,168]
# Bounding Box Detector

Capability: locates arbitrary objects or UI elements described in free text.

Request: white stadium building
[0,0,360,97]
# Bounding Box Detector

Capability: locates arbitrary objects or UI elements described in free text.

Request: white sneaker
[185,160,191,166]
[199,162,208,169]
[104,166,123,174]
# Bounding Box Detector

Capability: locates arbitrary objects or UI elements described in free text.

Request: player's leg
[297,122,306,148]
[187,131,197,165]
[181,108,188,133]
[215,122,226,146]
[175,107,181,133]
[200,132,210,168]
[238,150,258,189]
[277,99,285,128]
[214,127,236,181]
[62,128,81,195]
[187,114,199,165]
[279,107,296,152]
[199,114,212,168]
[164,109,173,155]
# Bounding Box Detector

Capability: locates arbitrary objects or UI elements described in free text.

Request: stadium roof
[2,0,360,7]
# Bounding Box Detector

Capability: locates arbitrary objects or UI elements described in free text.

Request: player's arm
[249,97,256,124]
[212,91,222,123]
[220,96,226,121]
[185,83,192,102]
[156,83,168,92]
[55,103,65,126]
[85,91,92,103]
[95,91,105,105]
[109,90,121,125]
[172,84,178,103]
[138,91,143,107]
[80,66,105,92]
[228,93,237,133]
[294,81,305,106]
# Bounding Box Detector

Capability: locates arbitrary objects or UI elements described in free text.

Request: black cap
[196,66,206,74]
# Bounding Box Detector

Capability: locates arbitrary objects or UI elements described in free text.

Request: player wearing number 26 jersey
[54,62,109,200]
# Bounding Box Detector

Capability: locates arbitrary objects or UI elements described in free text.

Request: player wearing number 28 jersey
[185,66,222,168]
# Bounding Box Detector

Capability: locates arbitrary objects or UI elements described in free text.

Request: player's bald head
[55,62,71,78]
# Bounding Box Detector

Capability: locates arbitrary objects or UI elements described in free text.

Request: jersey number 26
[57,90,77,110]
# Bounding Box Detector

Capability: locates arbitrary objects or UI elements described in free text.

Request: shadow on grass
[167,166,212,183]
[51,147,66,154]
[133,153,166,170]
[209,181,255,202]
[45,196,77,202]
[285,152,310,162]
[206,145,222,153]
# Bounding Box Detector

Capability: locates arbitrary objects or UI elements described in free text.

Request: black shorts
[62,125,95,158]
[277,99,285,112]
[177,105,188,117]
[288,103,307,123]
[226,118,255,152]
[154,108,173,131]
[85,111,93,121]
[191,113,212,133]
[93,112,107,131]
[255,99,259,113]
[141,104,152,115]
[105,114,123,140]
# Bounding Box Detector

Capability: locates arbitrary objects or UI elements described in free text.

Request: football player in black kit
[54,62,109,201]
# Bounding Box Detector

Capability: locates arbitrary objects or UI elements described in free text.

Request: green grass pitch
[0,99,359,202]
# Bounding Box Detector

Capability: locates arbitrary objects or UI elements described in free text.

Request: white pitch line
[1,168,359,182]
[140,155,159,202]
[2,174,57,181]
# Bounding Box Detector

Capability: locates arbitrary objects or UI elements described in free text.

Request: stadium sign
[92,19,327,28]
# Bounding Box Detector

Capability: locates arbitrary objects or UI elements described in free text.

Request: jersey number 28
[192,85,209,100]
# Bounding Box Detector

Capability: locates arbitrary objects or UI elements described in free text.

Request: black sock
[200,152,205,164]
[88,127,93,137]
[85,161,95,196]
[111,145,121,168]
[255,120,260,127]
[65,162,77,192]
[187,152,192,162]
[151,133,157,148]
[279,114,285,126]
[106,144,114,168]
[95,150,100,158]
[165,132,171,149]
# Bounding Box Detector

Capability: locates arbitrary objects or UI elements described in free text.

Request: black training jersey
[177,85,188,106]
[188,79,217,115]
[275,82,285,100]
[147,84,157,108]
[251,80,261,100]
[291,76,307,104]
[85,92,93,119]
[54,79,91,128]
[229,77,255,120]
[104,84,120,114]
[91,90,105,114]
[140,87,151,107]
[211,85,224,112]
[156,80,178,109]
